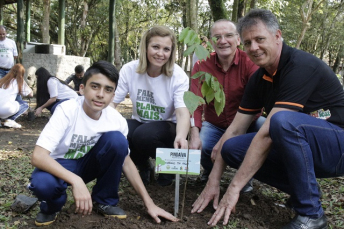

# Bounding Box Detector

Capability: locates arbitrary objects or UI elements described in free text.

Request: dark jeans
[221,111,344,218]
[200,116,266,173]
[29,131,128,214]
[46,99,69,114]
[127,119,176,167]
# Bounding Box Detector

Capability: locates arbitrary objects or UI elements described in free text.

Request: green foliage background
[1,0,343,73]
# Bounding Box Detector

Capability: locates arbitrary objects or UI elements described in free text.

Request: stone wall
[23,52,90,90]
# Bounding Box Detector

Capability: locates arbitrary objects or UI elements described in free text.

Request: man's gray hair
[237,9,279,39]
[210,19,237,36]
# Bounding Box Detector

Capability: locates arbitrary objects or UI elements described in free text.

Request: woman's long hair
[0,63,25,94]
[35,67,70,108]
[136,25,177,77]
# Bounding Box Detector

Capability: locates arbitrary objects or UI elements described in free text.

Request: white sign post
[155,148,201,217]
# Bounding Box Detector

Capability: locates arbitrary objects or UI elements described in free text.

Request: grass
[0,148,132,229]
[0,149,34,229]
[211,219,246,229]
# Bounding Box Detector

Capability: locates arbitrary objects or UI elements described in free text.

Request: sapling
[179,27,226,218]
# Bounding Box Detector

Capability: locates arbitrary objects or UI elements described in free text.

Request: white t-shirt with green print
[114,60,189,123]
[36,96,129,160]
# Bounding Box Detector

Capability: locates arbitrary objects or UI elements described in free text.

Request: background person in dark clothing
[65,65,84,93]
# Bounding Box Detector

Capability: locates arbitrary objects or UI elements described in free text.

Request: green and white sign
[155,148,201,175]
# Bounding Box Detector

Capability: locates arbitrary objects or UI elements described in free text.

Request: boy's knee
[31,172,66,199]
[99,131,129,156]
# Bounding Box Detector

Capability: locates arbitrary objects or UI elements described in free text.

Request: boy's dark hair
[74,65,84,74]
[82,61,119,89]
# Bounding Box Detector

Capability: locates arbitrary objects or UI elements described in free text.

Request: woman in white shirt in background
[0,63,33,128]
[34,67,78,116]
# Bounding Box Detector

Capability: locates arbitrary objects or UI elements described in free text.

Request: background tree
[42,0,50,43]
[1,0,343,72]
[207,0,228,21]
[295,0,325,49]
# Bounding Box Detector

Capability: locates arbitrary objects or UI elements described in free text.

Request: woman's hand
[35,107,43,116]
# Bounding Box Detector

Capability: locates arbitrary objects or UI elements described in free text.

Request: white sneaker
[4,119,22,128]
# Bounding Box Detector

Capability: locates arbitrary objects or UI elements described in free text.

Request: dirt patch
[1,99,343,228]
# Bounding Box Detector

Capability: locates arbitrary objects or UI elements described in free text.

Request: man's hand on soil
[191,181,220,214]
[207,187,239,226]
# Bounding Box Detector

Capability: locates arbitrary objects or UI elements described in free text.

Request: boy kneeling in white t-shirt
[29,61,178,226]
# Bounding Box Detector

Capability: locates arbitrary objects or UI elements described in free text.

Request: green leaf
[179,28,190,42]
[183,91,205,115]
[214,90,225,116]
[214,89,221,102]
[205,89,215,104]
[191,71,205,79]
[220,90,226,109]
[183,44,196,56]
[210,77,215,89]
[184,30,195,45]
[201,82,210,98]
[204,73,212,85]
[188,32,200,46]
[214,99,222,117]
[194,45,209,62]
[211,79,220,91]
[206,41,213,50]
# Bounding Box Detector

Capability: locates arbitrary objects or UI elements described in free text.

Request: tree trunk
[333,45,344,73]
[238,0,246,19]
[232,0,238,22]
[42,0,50,43]
[295,0,325,49]
[114,21,122,70]
[207,0,228,22]
[249,0,256,10]
[190,0,197,32]
[178,0,187,67]
[80,2,89,56]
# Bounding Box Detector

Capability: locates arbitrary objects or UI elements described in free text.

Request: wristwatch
[190,117,195,127]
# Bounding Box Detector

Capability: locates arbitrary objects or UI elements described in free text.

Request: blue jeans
[221,111,344,218]
[7,99,29,121]
[0,68,9,79]
[29,131,128,214]
[200,116,266,173]
[47,99,69,114]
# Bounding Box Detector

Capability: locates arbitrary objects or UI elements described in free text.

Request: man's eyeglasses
[213,33,238,41]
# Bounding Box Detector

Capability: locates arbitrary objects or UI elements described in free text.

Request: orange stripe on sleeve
[239,106,262,112]
[275,102,304,108]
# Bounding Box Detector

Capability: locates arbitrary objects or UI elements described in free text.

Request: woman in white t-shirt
[113,26,190,186]
[34,67,78,116]
[0,63,33,128]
